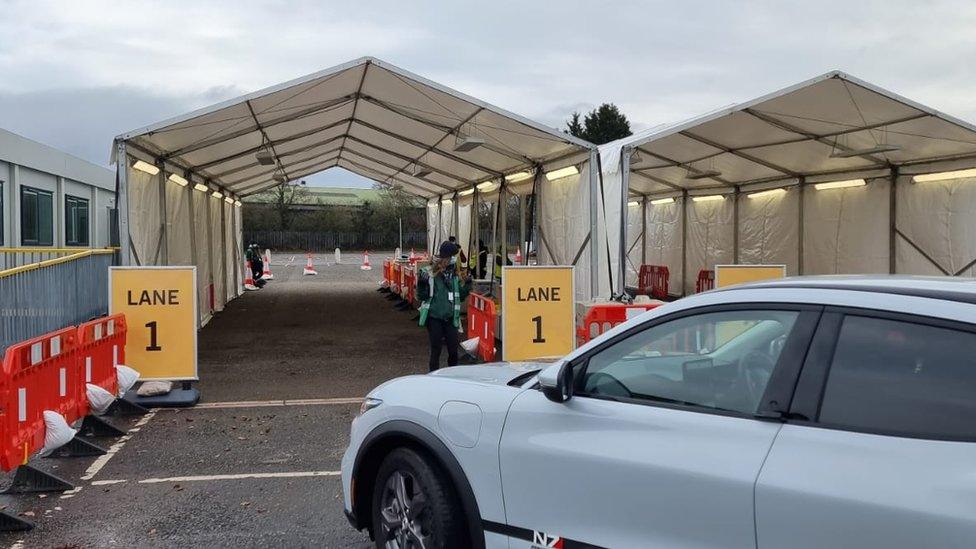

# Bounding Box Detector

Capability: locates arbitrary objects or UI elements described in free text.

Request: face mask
[450,257,457,265]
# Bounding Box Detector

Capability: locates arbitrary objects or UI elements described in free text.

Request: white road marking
[183,397,362,410]
[139,471,341,484]
[81,410,156,481]
[90,479,128,486]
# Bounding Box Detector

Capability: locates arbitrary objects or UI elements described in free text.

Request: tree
[566,103,632,145]
[271,180,309,230]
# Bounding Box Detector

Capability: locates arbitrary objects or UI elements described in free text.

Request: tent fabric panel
[361,64,479,126]
[537,166,592,301]
[458,203,472,261]
[126,164,162,266]
[165,180,193,266]
[336,150,444,195]
[880,117,976,163]
[896,175,976,276]
[471,109,579,162]
[624,203,642,287]
[139,103,255,154]
[737,189,800,275]
[686,197,734,294]
[745,139,879,175]
[209,195,226,312]
[439,199,454,246]
[426,200,440,255]
[686,111,800,150]
[224,200,236,302]
[642,133,722,165]
[644,198,683,295]
[802,178,890,274]
[192,189,212,326]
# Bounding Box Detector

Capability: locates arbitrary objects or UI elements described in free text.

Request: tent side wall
[117,145,243,327]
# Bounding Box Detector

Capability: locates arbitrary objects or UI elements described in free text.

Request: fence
[0,248,83,271]
[0,249,116,357]
[244,230,427,252]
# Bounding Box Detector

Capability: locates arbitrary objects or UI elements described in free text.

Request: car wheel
[371,447,464,549]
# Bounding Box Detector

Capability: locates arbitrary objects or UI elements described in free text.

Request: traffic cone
[334,247,341,264]
[303,253,318,276]
[262,249,274,280]
[515,247,523,264]
[360,250,373,271]
[244,261,259,290]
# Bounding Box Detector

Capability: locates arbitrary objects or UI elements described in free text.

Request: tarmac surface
[0,251,430,548]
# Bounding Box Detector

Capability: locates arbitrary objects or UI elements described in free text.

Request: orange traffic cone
[244,261,259,290]
[515,247,523,264]
[360,250,373,271]
[303,253,318,276]
[262,249,274,280]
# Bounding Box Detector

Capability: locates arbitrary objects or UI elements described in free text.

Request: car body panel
[756,424,976,548]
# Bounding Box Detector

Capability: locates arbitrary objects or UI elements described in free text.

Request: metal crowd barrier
[0,249,116,356]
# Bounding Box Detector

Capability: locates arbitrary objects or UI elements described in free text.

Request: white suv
[342,277,976,548]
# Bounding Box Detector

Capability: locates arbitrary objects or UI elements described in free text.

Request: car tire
[371,447,465,549]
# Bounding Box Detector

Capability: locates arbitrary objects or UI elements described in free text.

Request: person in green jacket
[418,240,472,371]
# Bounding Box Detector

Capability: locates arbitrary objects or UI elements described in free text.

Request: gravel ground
[0,252,432,548]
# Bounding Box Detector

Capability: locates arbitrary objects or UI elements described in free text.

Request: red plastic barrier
[0,327,80,471]
[382,259,393,287]
[391,262,403,294]
[466,293,497,362]
[696,269,715,293]
[576,303,664,346]
[76,315,125,406]
[638,265,670,299]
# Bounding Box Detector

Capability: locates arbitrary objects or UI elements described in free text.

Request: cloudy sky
[2,0,975,188]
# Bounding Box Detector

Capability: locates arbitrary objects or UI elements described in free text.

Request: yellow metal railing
[0,248,117,278]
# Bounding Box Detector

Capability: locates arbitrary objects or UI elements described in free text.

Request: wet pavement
[0,252,429,548]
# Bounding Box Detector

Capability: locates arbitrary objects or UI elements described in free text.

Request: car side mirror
[538,360,573,403]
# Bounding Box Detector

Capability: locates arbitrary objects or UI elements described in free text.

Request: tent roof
[620,71,976,195]
[115,57,594,198]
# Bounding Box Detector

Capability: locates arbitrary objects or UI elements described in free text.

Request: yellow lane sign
[715,264,787,289]
[109,266,198,381]
[502,266,575,362]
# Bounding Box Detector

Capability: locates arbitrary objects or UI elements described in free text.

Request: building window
[65,195,90,246]
[20,186,54,246]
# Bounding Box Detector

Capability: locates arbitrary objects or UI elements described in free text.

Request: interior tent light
[132,160,160,175]
[168,173,189,187]
[193,183,209,193]
[234,200,243,207]
[913,168,976,183]
[691,194,726,203]
[628,200,640,207]
[747,188,787,199]
[650,197,676,205]
[505,171,533,183]
[545,165,580,181]
[476,181,497,191]
[459,188,475,197]
[813,179,866,191]
[830,144,901,158]
[212,190,223,199]
[441,197,453,204]
[224,196,235,204]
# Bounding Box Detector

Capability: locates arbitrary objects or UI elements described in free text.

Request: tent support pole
[889,167,898,274]
[732,186,741,263]
[115,141,132,266]
[220,197,228,304]
[472,189,480,275]
[617,149,630,297]
[519,193,527,265]
[157,164,168,264]
[453,192,459,244]
[186,175,198,321]
[640,197,647,268]
[681,189,688,296]
[499,184,508,268]
[798,177,805,275]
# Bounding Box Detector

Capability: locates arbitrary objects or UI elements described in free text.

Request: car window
[578,310,799,415]
[818,315,976,440]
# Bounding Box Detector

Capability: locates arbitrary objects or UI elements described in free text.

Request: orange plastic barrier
[391,262,403,294]
[76,315,124,404]
[696,269,715,293]
[638,265,670,299]
[402,264,417,305]
[576,303,664,346]
[466,293,497,362]
[382,259,393,287]
[0,327,80,471]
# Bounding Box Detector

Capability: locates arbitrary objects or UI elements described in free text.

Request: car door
[495,305,820,549]
[756,309,976,548]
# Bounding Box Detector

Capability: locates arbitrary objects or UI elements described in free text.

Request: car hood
[428,361,551,386]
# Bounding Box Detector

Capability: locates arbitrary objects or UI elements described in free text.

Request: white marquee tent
[601,71,976,295]
[112,57,602,326]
